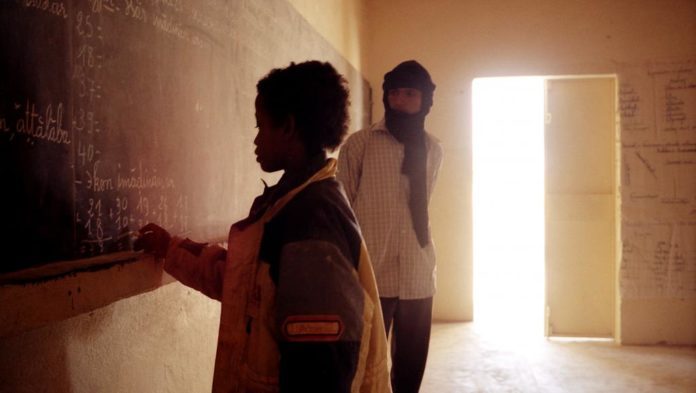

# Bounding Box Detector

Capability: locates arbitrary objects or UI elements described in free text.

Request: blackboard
[0,0,370,275]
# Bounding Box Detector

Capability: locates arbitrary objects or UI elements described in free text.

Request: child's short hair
[256,61,350,153]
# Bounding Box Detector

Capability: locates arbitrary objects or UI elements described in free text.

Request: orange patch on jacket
[282,315,343,342]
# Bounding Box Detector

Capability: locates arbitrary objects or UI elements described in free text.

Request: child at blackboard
[135,61,391,392]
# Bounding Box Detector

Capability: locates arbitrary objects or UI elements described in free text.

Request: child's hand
[134,223,172,258]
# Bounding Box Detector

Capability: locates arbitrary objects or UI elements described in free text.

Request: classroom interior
[1,0,694,392]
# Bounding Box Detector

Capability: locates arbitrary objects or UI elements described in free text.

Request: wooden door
[545,77,617,338]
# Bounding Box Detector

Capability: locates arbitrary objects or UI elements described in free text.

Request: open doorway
[472,77,545,339]
[472,76,618,340]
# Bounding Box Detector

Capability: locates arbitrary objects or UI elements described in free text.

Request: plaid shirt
[337,119,443,299]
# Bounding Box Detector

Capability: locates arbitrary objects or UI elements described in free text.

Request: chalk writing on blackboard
[3,101,72,145]
[0,0,370,275]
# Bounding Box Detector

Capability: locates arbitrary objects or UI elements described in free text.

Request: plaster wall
[362,0,695,344]
[0,280,219,393]
[1,4,693,393]
[286,0,367,72]
[0,2,368,392]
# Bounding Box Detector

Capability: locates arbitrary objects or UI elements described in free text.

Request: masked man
[337,60,443,393]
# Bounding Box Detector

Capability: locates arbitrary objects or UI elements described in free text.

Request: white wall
[362,0,696,343]
[287,0,367,73]
[0,270,219,393]
[1,5,693,393]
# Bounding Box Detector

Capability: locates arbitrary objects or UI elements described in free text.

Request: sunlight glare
[472,77,545,341]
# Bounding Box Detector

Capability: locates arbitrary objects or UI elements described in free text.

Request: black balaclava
[382,60,436,247]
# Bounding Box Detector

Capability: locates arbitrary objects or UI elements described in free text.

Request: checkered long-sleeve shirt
[337,119,443,299]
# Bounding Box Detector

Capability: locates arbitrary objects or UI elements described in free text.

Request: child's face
[387,87,422,114]
[254,95,288,173]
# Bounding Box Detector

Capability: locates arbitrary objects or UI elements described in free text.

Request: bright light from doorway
[472,77,545,340]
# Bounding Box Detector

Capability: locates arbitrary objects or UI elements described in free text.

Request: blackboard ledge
[0,252,146,285]
[0,253,175,338]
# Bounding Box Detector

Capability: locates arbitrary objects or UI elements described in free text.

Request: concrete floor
[421,322,696,393]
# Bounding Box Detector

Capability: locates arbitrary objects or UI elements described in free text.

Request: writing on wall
[618,59,696,299]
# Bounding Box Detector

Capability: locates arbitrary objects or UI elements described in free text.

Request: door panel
[545,78,616,338]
